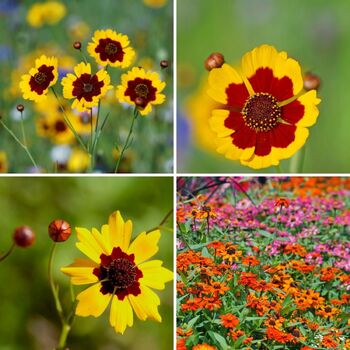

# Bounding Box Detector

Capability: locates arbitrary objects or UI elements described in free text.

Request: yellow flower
[116,67,166,116]
[27,1,66,28]
[19,55,58,102]
[62,62,112,112]
[207,44,321,169]
[0,152,8,173]
[67,148,90,172]
[61,211,173,334]
[143,0,167,8]
[88,29,135,68]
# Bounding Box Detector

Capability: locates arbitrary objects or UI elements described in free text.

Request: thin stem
[50,87,88,152]
[19,111,27,146]
[57,323,71,350]
[114,108,139,173]
[146,208,173,233]
[0,242,15,262]
[0,119,38,169]
[289,146,306,173]
[90,108,93,152]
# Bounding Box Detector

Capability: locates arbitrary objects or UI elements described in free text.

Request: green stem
[50,87,88,152]
[146,208,173,233]
[289,146,306,173]
[114,108,139,173]
[0,119,38,169]
[57,323,71,350]
[19,111,27,146]
[0,242,15,262]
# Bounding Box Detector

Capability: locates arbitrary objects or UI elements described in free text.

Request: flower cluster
[177,177,350,350]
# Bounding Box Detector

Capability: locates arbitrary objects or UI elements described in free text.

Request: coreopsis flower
[61,211,173,333]
[0,151,8,173]
[19,55,58,102]
[116,67,166,116]
[207,44,321,169]
[26,1,66,28]
[61,62,112,112]
[87,29,135,68]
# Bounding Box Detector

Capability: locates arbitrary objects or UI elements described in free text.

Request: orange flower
[275,198,290,208]
[177,338,187,350]
[315,305,340,319]
[242,256,260,266]
[266,327,294,343]
[264,316,285,330]
[321,335,338,348]
[220,313,239,328]
[192,344,217,350]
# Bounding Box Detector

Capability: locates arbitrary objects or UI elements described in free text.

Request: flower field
[177,177,350,349]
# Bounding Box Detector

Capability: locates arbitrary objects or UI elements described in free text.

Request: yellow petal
[76,227,104,263]
[127,229,160,264]
[76,283,111,317]
[108,211,132,251]
[128,285,161,322]
[295,90,321,127]
[109,296,133,334]
[61,258,98,285]
[139,260,173,290]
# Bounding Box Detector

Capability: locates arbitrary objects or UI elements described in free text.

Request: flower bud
[48,219,71,242]
[135,97,146,108]
[160,60,169,69]
[205,52,225,71]
[303,72,321,91]
[13,226,35,248]
[73,41,82,50]
[16,104,24,112]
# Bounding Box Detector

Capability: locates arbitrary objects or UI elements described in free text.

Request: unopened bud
[303,72,321,91]
[48,219,71,242]
[135,97,146,108]
[13,226,35,248]
[73,41,82,50]
[205,52,225,71]
[160,60,169,69]
[16,104,24,112]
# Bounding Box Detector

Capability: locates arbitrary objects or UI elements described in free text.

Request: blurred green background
[0,177,173,350]
[177,0,350,173]
[0,0,173,173]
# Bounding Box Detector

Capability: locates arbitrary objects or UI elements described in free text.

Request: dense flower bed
[177,177,350,350]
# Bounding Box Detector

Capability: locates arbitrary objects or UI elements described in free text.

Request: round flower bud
[13,226,35,248]
[16,104,24,112]
[48,219,71,242]
[73,41,82,50]
[135,97,146,108]
[303,72,321,91]
[160,60,169,69]
[205,52,225,71]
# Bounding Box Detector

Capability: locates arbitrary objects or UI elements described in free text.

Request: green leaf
[208,331,229,350]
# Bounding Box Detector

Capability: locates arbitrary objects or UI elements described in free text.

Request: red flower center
[93,247,143,300]
[54,120,67,132]
[72,73,104,102]
[242,93,281,132]
[95,38,124,63]
[29,65,55,95]
[125,77,157,106]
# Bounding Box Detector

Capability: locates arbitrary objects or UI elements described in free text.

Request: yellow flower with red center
[19,55,58,102]
[207,44,321,169]
[116,67,166,116]
[87,29,135,68]
[62,62,112,112]
[61,211,173,334]
[26,1,66,28]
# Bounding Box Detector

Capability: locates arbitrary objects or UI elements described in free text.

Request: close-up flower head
[62,62,112,112]
[61,210,173,334]
[87,29,135,68]
[207,44,321,169]
[116,67,166,116]
[19,55,58,102]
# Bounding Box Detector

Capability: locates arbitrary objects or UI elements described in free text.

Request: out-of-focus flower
[68,19,90,41]
[13,226,35,248]
[67,148,90,173]
[116,67,166,116]
[0,151,8,173]
[61,211,173,333]
[19,55,58,102]
[88,29,135,68]
[27,1,66,28]
[207,44,321,169]
[62,62,112,112]
[143,0,167,8]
